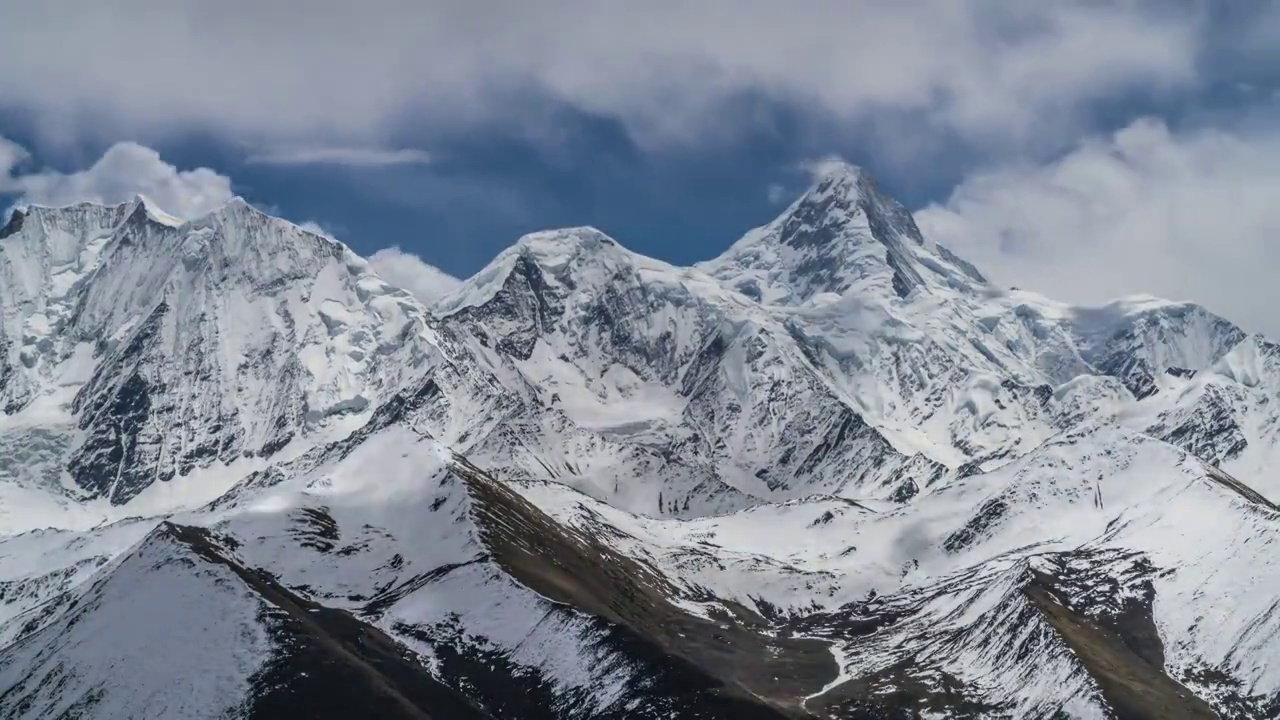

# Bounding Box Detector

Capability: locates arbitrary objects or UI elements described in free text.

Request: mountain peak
[217,195,254,212]
[5,194,218,237]
[780,163,911,249]
[506,226,644,275]
[125,194,186,228]
[804,159,870,199]
[195,195,262,224]
[701,163,987,305]
[515,226,616,252]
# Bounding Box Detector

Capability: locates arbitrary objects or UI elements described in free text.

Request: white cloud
[800,154,860,181]
[766,183,787,204]
[297,221,338,239]
[1,137,233,218]
[367,247,463,308]
[916,118,1280,336]
[0,137,26,176]
[247,147,431,167]
[0,1,1210,151]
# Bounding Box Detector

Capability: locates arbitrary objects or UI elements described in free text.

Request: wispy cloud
[765,183,787,205]
[367,246,462,308]
[247,146,432,167]
[297,220,341,239]
[798,155,860,182]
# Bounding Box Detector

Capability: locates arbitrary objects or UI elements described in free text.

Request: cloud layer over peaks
[916,118,1280,336]
[0,1,1205,150]
[1,137,233,218]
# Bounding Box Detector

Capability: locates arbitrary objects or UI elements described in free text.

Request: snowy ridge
[1,164,1279,717]
[0,522,273,720]
[212,424,644,714]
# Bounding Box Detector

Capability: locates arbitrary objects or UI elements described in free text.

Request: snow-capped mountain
[700,162,987,306]
[0,164,1277,719]
[0,196,453,511]
[436,226,939,510]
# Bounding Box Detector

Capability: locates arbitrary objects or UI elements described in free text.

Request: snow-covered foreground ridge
[1,164,1278,718]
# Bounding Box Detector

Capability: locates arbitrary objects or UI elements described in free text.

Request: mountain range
[0,162,1276,718]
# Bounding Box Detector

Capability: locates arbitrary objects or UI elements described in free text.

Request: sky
[2,1,1280,333]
